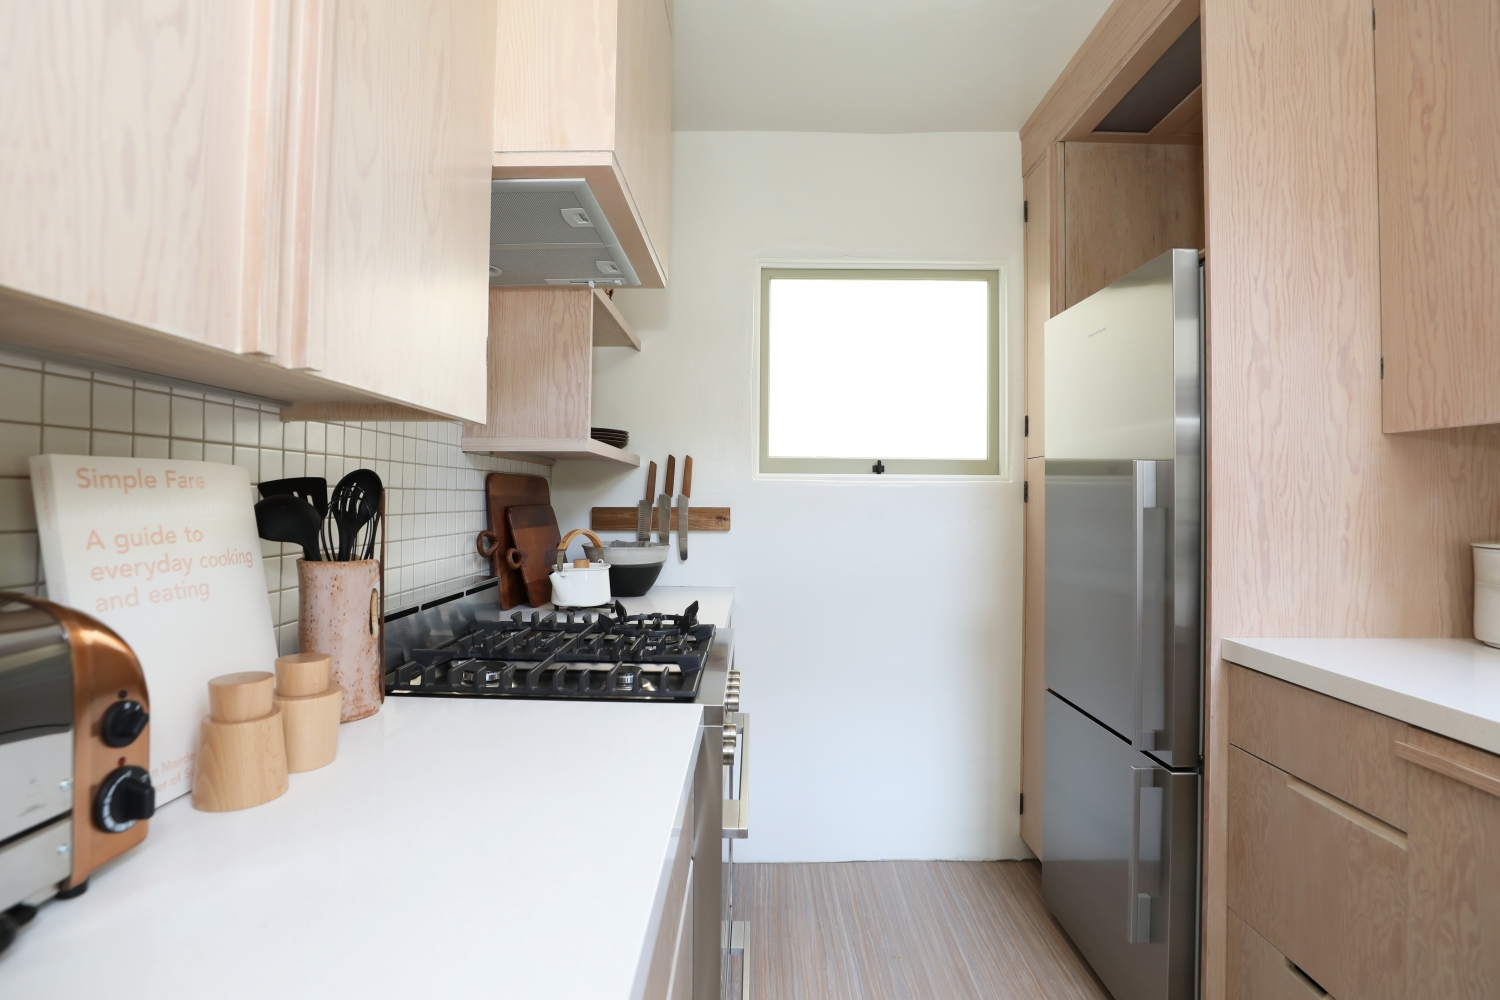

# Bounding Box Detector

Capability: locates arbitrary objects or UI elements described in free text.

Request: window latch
[872,460,885,475]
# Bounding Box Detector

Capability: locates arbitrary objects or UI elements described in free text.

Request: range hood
[488,178,641,287]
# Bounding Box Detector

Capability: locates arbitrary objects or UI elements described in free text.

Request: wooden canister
[274,653,343,772]
[298,560,382,722]
[193,672,289,812]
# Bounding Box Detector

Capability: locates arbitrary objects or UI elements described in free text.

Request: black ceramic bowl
[584,543,669,597]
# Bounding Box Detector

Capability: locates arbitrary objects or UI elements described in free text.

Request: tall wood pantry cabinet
[0,0,496,422]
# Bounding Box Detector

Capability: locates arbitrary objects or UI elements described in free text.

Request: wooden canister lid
[275,652,332,697]
[208,671,275,723]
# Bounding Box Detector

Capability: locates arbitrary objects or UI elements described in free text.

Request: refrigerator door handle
[1135,461,1170,751]
[1127,765,1161,945]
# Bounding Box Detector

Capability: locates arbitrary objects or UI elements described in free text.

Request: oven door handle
[722,712,749,839]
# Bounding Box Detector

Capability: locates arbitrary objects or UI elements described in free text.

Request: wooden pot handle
[505,548,524,569]
[477,530,500,559]
[556,528,605,568]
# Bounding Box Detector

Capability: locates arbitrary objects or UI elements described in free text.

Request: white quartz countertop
[1223,637,1500,755]
[0,697,705,999]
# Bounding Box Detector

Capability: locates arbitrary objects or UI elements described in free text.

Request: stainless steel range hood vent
[488,178,640,287]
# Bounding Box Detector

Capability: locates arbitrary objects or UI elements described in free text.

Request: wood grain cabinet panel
[1402,728,1500,998]
[1227,908,1332,1000]
[462,287,641,464]
[299,0,496,424]
[1060,142,1204,309]
[0,2,278,357]
[0,0,496,421]
[1228,663,1409,829]
[1227,745,1407,1000]
[1376,0,1500,432]
[1020,457,1045,856]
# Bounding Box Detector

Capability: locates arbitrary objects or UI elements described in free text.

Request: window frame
[757,265,1004,477]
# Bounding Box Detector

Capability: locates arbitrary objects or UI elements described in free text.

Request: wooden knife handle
[664,455,675,496]
[681,456,692,497]
[645,461,657,502]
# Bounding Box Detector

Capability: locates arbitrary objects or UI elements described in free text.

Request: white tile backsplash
[0,352,549,655]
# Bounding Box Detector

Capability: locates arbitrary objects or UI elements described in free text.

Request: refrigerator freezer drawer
[1043,692,1199,1000]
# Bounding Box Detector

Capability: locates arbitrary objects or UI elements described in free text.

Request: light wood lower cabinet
[1227,908,1332,1000]
[1228,665,1500,999]
[1401,728,1500,998]
[1228,745,1407,1000]
[1227,663,1408,830]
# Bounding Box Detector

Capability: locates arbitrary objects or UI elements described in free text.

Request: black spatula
[254,494,323,563]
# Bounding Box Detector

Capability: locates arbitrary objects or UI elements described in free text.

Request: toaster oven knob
[93,766,155,833]
[101,700,149,748]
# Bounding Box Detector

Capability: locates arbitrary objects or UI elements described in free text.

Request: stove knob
[93,766,155,833]
[101,700,149,748]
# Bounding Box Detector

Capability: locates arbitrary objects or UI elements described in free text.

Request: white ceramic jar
[1473,542,1500,648]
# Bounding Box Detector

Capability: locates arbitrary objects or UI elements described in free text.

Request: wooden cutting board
[480,473,550,609]
[505,503,561,607]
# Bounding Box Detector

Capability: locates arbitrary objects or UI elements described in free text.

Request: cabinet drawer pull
[1285,774,1407,848]
[1395,740,1500,799]
[1285,958,1328,997]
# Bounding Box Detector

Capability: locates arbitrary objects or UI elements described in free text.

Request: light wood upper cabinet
[493,0,673,288]
[0,1,496,422]
[293,0,496,423]
[1377,0,1500,432]
[0,3,278,357]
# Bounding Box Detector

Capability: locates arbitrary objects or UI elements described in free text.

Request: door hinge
[1372,7,1376,29]
[1019,792,1025,814]
[1023,200,1029,223]
[1023,480,1029,503]
[1024,414,1029,437]
[1380,356,1385,378]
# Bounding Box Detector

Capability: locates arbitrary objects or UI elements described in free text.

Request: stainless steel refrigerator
[1042,248,1203,1000]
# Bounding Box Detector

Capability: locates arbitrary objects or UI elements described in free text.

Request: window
[758,267,1002,476]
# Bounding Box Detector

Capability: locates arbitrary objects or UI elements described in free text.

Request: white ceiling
[673,0,1116,134]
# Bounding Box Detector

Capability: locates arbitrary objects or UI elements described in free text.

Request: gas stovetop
[385,598,713,702]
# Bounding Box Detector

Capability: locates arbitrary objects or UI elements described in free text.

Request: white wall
[552,131,1026,861]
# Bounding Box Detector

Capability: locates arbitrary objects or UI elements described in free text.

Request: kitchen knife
[658,455,675,546]
[677,456,692,561]
[638,461,657,543]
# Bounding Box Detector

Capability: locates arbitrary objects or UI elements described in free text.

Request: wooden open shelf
[591,288,639,350]
[460,436,639,466]
[461,287,644,465]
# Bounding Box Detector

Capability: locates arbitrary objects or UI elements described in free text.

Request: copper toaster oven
[0,594,154,953]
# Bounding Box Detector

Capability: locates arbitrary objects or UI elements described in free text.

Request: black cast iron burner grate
[384,601,712,702]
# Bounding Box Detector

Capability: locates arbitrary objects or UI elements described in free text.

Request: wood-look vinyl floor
[729,861,1110,1000]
